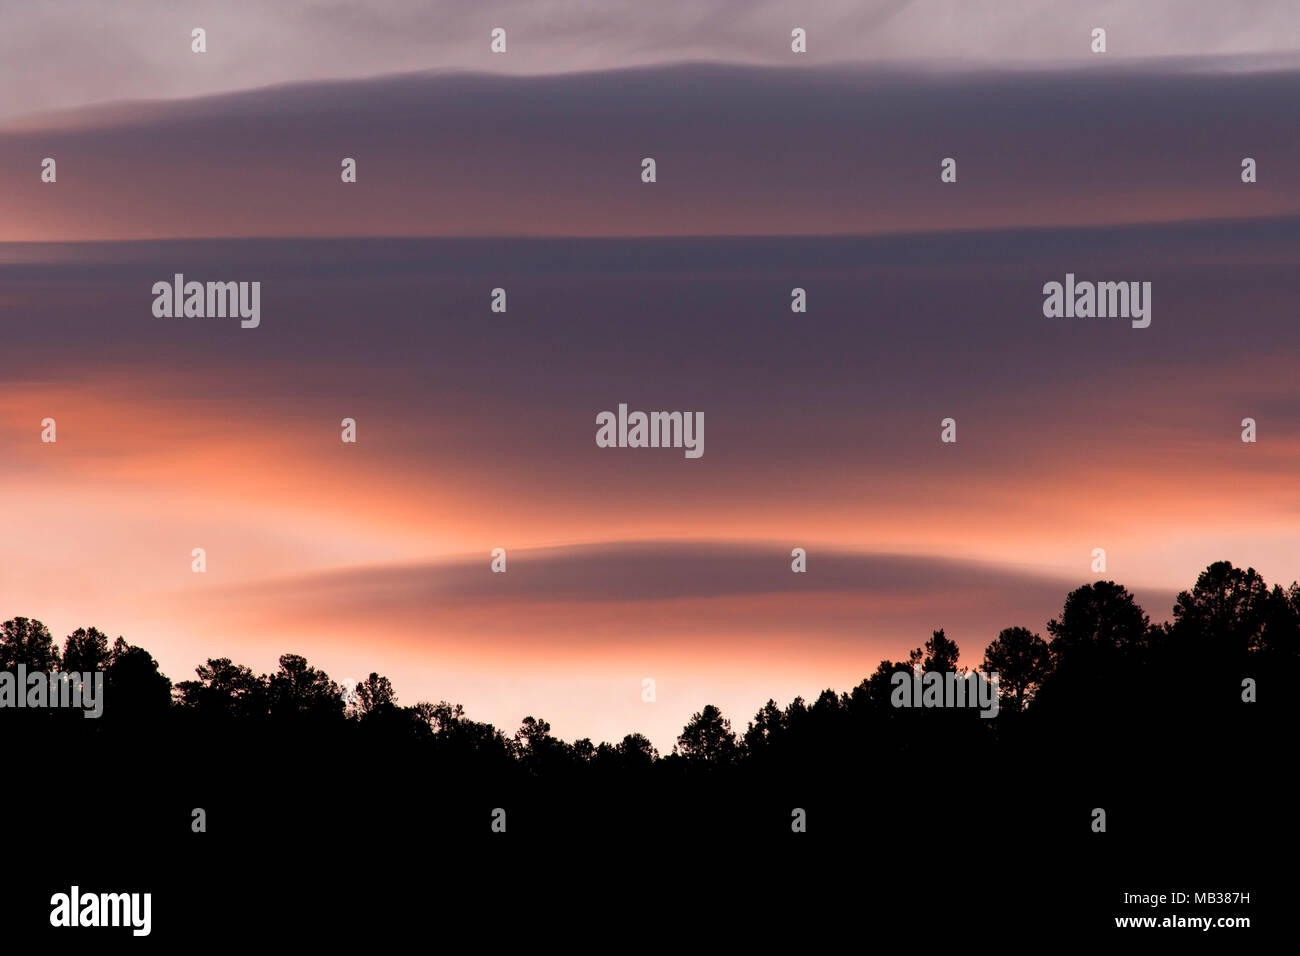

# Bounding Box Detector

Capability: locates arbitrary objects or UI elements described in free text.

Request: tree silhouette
[1032,581,1150,717]
[1259,582,1300,665]
[1170,561,1270,659]
[422,700,465,731]
[910,628,961,672]
[616,732,658,765]
[1046,581,1149,664]
[515,715,551,748]
[3,559,1297,809]
[675,704,738,764]
[743,698,785,756]
[175,657,268,718]
[7,559,1295,940]
[356,672,396,715]
[104,637,172,718]
[0,617,60,671]
[982,626,1050,713]
[516,715,575,773]
[268,653,343,720]
[61,626,111,673]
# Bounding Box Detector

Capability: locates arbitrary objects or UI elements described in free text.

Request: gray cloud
[4,62,1299,242]
[4,0,1300,121]
[200,540,1181,632]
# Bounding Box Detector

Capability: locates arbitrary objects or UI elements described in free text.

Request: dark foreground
[8,713,1284,944]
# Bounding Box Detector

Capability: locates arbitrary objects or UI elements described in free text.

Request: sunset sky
[2,1,1298,749]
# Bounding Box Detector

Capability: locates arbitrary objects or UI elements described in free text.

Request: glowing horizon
[3,54,1298,751]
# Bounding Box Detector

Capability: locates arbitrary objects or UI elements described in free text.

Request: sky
[4,0,1300,122]
[2,2,1298,750]
[2,63,1300,241]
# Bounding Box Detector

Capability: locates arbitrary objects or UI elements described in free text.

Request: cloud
[3,62,1299,240]
[4,1,1300,121]
[187,539,1182,651]
[208,539,1088,603]
[3,219,1299,599]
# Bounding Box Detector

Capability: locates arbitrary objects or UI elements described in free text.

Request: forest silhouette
[4,560,1293,828]
[6,560,1290,938]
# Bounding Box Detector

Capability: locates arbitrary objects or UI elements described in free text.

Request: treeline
[2,560,1297,776]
